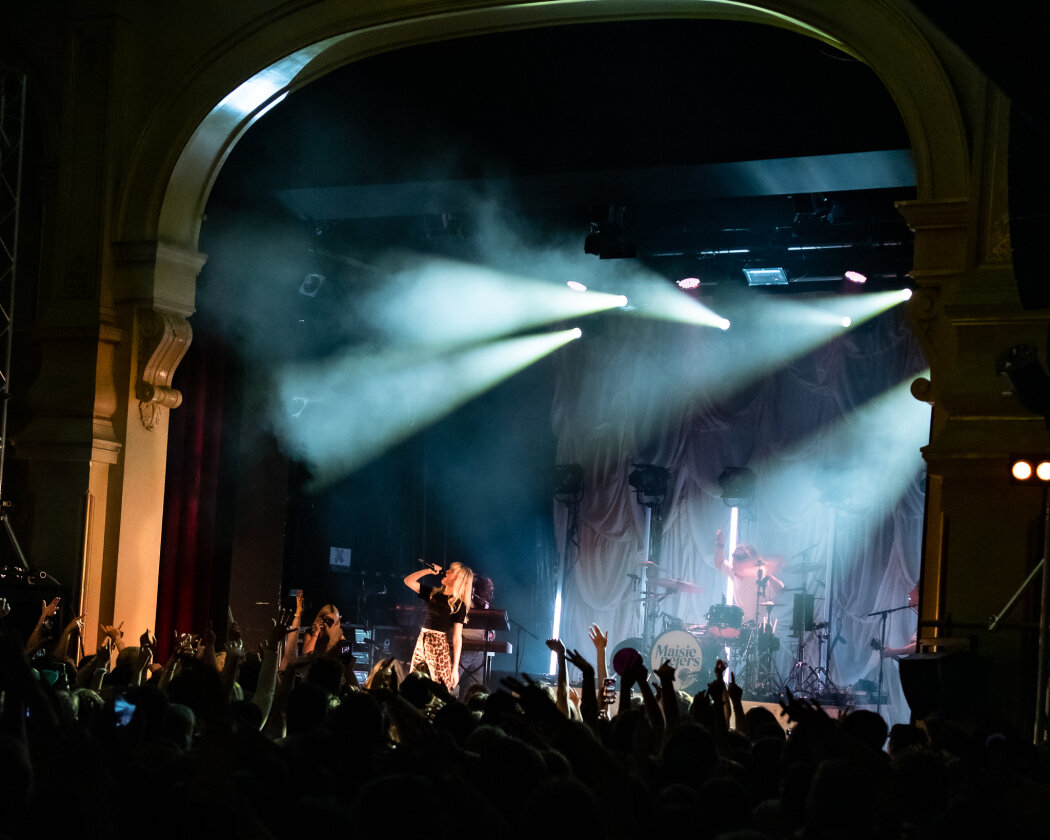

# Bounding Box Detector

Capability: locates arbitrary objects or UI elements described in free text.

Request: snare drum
[706,603,744,639]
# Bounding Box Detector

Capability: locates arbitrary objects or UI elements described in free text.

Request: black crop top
[418,584,467,632]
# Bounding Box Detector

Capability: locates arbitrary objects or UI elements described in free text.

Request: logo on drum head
[650,630,705,688]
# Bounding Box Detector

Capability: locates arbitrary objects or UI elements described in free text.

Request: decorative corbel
[136,308,192,430]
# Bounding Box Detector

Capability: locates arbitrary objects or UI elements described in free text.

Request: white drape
[550,303,928,725]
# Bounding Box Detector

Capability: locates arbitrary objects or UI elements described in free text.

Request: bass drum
[649,630,726,695]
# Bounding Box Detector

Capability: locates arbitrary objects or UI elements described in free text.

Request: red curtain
[154,328,230,660]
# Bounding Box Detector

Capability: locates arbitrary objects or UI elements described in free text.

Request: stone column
[898,89,1049,724]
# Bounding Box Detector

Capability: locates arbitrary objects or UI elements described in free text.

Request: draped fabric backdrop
[551,303,929,725]
[155,329,233,660]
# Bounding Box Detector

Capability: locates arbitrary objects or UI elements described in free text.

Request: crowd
[2,592,1050,840]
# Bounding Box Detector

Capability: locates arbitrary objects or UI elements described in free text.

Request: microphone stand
[509,618,542,674]
[867,602,915,716]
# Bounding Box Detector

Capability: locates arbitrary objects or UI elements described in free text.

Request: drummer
[714,530,785,626]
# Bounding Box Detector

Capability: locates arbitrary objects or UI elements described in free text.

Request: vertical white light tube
[549,585,563,675]
[641,506,652,635]
[726,505,739,606]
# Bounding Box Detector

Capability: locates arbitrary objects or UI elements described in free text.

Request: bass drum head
[650,630,731,695]
[649,630,711,695]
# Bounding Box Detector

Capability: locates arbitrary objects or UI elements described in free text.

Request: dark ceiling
[207,18,916,296]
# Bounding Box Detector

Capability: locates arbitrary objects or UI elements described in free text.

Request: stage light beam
[271,327,582,487]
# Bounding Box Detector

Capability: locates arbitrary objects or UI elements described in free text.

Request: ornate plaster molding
[136,308,192,430]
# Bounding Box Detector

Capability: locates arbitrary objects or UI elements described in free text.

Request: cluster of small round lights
[1011,458,1050,482]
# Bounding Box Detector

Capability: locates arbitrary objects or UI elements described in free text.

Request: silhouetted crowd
[2,593,1050,840]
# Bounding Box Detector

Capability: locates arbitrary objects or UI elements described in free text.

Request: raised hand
[40,597,61,624]
[588,624,608,651]
[565,648,594,676]
[545,638,566,656]
[0,597,10,619]
[100,621,124,644]
[62,614,85,636]
[175,632,197,656]
[265,610,294,652]
[727,670,743,704]
[655,658,676,687]
[199,624,216,651]
[226,624,245,659]
[777,686,829,726]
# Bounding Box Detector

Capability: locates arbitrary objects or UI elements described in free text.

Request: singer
[402,560,474,693]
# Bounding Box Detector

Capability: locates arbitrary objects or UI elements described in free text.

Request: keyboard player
[460,575,497,691]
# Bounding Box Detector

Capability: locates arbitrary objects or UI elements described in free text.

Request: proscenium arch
[119,0,969,260]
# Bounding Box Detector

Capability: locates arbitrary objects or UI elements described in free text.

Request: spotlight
[567,280,588,292]
[678,277,701,290]
[743,267,788,286]
[718,467,756,507]
[718,318,731,331]
[844,270,867,284]
[841,316,852,328]
[899,288,913,301]
[629,464,670,500]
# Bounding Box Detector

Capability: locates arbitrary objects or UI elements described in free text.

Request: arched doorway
[152,8,949,722]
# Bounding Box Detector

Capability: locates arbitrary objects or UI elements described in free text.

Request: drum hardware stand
[751,602,783,698]
[629,464,669,655]
[807,622,845,700]
[787,628,823,696]
[786,591,821,695]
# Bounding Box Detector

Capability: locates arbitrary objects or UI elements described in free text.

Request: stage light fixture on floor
[719,467,756,507]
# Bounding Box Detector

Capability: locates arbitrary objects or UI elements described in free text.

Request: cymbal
[656,577,705,594]
[732,553,783,580]
[789,560,823,574]
[759,600,779,607]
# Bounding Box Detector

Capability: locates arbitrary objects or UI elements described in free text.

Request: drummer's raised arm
[714,530,728,573]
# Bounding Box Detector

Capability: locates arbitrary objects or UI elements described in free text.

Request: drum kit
[623,551,833,700]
